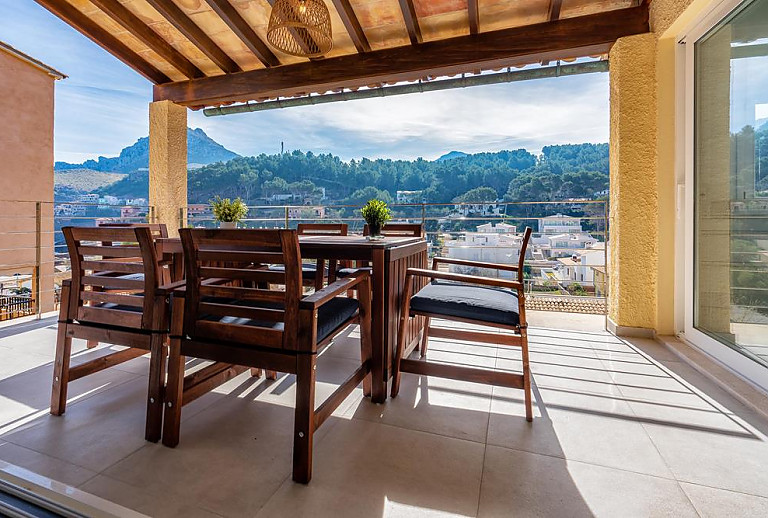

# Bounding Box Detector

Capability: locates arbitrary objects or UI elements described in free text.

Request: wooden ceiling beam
[332,0,371,52]
[34,0,170,83]
[89,0,204,79]
[398,0,423,45]
[547,0,564,21]
[542,0,564,65]
[468,0,479,35]
[205,0,280,67]
[154,5,649,107]
[145,0,241,74]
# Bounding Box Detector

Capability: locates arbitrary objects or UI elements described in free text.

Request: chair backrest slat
[63,226,161,330]
[180,228,302,349]
[297,223,348,236]
[98,222,169,239]
[198,301,285,322]
[364,223,423,237]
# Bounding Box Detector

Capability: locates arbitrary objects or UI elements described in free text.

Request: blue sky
[0,0,610,163]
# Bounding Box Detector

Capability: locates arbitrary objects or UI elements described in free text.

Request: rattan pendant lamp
[267,0,333,58]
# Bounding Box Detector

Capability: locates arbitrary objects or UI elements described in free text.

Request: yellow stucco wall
[609,0,724,334]
[609,33,659,330]
[149,100,187,237]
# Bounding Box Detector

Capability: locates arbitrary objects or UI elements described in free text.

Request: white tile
[478,446,697,518]
[4,376,152,472]
[256,419,485,518]
[80,475,223,518]
[680,482,768,517]
[0,441,97,487]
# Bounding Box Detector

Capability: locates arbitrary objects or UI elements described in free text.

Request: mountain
[54,128,239,174]
[437,151,468,162]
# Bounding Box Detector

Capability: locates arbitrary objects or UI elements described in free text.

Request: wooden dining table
[155,234,428,403]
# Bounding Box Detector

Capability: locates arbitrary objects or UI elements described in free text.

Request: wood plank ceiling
[35,0,649,108]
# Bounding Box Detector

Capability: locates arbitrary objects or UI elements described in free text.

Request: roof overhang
[34,0,649,109]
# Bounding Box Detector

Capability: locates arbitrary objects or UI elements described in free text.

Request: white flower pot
[219,221,237,229]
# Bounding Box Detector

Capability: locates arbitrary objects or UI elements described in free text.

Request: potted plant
[361,199,391,240]
[211,196,248,229]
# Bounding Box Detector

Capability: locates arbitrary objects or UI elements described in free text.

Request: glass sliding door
[693,0,768,372]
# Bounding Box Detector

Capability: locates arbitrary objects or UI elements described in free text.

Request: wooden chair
[269,223,348,291]
[162,228,373,483]
[52,226,169,441]
[391,227,534,422]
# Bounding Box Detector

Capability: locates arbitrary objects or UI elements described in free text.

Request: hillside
[95,143,611,203]
[55,128,239,175]
[55,169,126,191]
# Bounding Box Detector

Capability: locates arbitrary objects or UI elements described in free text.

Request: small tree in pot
[361,199,391,239]
[211,196,248,228]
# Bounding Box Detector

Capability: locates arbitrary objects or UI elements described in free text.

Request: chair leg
[250,368,263,377]
[521,328,533,422]
[162,337,184,447]
[50,323,72,416]
[266,370,278,380]
[390,297,413,399]
[357,289,373,398]
[293,354,316,484]
[419,317,431,358]
[145,334,166,442]
[86,340,98,349]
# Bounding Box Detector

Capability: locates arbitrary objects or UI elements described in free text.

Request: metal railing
[0,198,611,321]
[0,199,152,319]
[187,199,611,312]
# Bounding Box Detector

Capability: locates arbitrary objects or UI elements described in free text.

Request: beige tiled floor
[2,313,768,517]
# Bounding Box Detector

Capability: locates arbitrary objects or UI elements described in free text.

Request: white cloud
[190,72,609,161]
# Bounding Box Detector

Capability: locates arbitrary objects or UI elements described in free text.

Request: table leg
[370,248,387,403]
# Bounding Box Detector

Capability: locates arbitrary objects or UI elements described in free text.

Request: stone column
[607,33,659,334]
[149,100,187,237]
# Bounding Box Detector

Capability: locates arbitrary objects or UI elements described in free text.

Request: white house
[453,201,503,217]
[443,226,524,279]
[551,244,606,285]
[476,222,516,234]
[396,190,423,204]
[546,232,597,252]
[538,214,582,233]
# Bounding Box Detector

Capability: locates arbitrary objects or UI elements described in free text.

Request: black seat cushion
[268,263,326,280]
[203,296,359,343]
[409,281,520,327]
[336,266,372,278]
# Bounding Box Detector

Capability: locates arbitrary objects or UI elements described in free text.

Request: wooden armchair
[52,226,169,441]
[269,223,348,291]
[162,228,373,483]
[391,227,534,422]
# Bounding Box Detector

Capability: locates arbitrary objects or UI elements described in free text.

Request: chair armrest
[299,269,370,310]
[432,256,519,272]
[405,268,524,291]
[62,278,72,288]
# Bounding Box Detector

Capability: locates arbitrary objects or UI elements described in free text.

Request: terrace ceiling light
[267,0,333,58]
